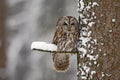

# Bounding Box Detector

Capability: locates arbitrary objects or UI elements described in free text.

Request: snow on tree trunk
[78,0,120,80]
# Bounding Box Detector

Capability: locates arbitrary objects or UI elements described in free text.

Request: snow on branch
[31,41,78,53]
[31,42,57,51]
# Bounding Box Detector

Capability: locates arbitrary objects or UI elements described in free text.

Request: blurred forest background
[0,0,78,80]
[0,0,120,80]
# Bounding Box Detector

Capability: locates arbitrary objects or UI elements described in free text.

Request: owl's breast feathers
[52,32,78,72]
[55,31,79,51]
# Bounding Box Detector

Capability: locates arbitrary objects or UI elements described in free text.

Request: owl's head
[56,16,79,33]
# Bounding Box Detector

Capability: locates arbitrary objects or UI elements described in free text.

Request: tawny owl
[52,16,79,72]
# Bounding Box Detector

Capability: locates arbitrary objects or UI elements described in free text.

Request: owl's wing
[52,26,62,45]
[52,30,58,45]
[52,29,59,61]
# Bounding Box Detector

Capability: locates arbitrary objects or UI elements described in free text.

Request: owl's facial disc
[63,22,72,32]
[58,16,78,33]
[62,22,75,33]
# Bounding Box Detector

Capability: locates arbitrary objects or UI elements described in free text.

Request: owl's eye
[71,23,74,26]
[63,22,67,26]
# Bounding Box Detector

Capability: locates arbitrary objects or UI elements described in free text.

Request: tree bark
[92,0,120,79]
[79,0,120,80]
[0,0,6,79]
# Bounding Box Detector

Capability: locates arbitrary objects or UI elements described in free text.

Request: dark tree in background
[78,0,120,80]
[0,0,6,80]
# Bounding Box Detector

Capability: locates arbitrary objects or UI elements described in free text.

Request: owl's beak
[67,27,71,31]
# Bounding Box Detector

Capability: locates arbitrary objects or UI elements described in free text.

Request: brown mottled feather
[52,16,79,72]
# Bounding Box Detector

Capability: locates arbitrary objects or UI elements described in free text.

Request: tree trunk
[78,0,120,80]
[91,0,120,80]
[0,0,6,80]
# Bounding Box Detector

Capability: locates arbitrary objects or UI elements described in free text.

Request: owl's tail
[52,53,70,72]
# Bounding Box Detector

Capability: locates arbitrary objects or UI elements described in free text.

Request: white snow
[91,71,96,75]
[109,30,112,32]
[106,73,112,77]
[83,19,88,24]
[78,47,87,57]
[94,16,97,19]
[80,64,90,75]
[93,54,99,60]
[86,5,91,10]
[79,0,84,11]
[77,1,100,79]
[94,61,97,64]
[79,13,85,18]
[93,39,97,44]
[99,49,102,52]
[90,70,96,78]
[88,31,92,37]
[80,37,92,46]
[31,41,57,51]
[101,43,104,45]
[102,72,105,77]
[92,12,95,16]
[103,53,107,56]
[81,76,87,79]
[84,65,90,73]
[88,22,95,27]
[92,2,99,7]
[97,64,100,67]
[112,19,116,22]
[87,54,99,60]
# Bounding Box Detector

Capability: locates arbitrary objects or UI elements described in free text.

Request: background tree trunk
[0,0,6,80]
[79,0,120,80]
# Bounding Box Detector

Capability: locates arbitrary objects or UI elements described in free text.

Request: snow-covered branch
[31,41,78,53]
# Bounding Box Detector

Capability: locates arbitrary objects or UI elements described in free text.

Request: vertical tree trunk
[0,0,6,80]
[91,0,120,79]
[78,0,120,80]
